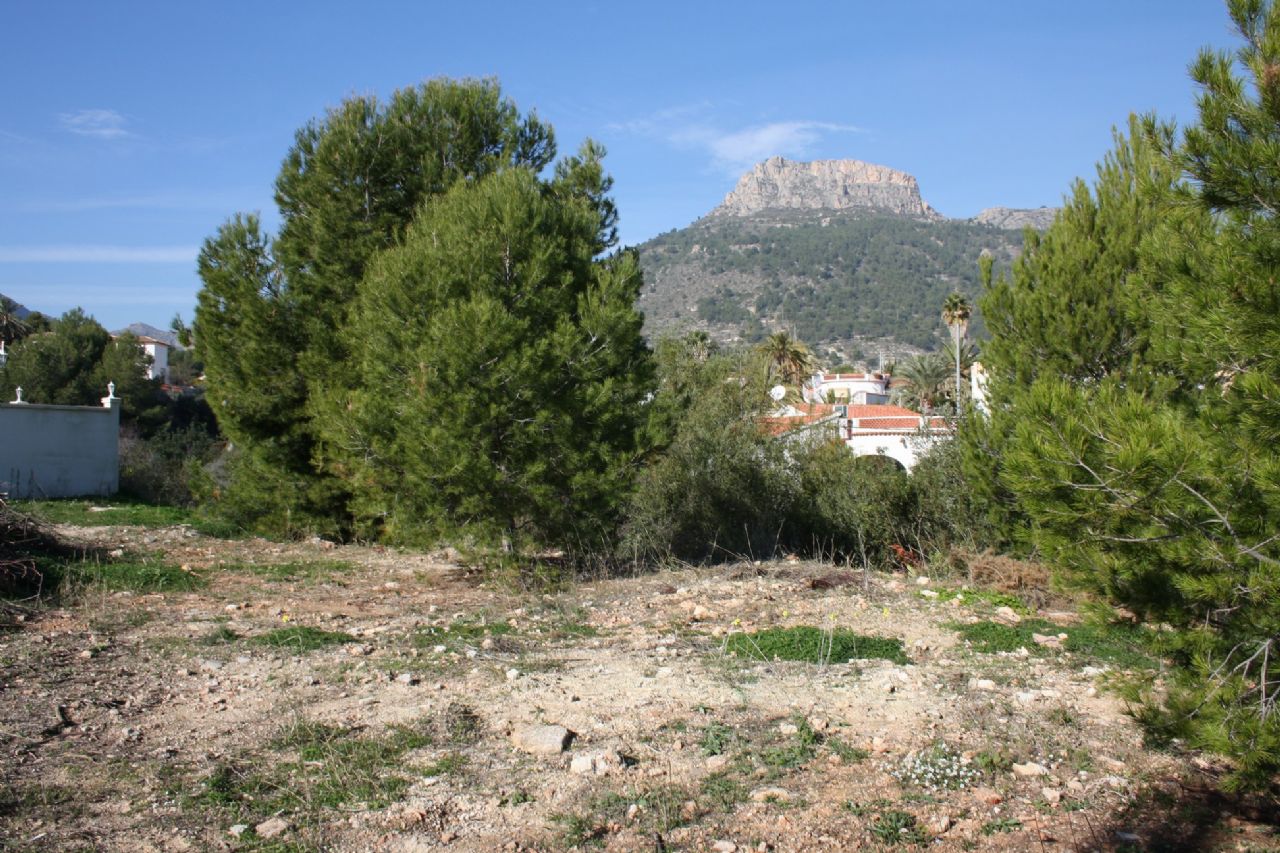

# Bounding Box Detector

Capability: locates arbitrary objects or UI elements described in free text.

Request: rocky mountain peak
[711,156,942,220]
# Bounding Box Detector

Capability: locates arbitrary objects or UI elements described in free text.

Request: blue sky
[0,1,1233,331]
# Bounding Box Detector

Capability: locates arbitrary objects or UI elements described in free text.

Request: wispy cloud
[58,109,132,139]
[613,106,864,175]
[680,121,863,174]
[0,245,196,263]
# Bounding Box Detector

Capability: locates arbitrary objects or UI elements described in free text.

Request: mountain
[971,206,1058,230]
[0,293,31,319]
[113,322,182,348]
[636,157,1049,362]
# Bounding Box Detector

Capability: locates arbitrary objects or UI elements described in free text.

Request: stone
[254,817,290,839]
[1032,632,1063,649]
[1012,762,1049,777]
[995,606,1022,623]
[713,157,942,220]
[973,679,996,691]
[691,604,713,621]
[927,815,952,836]
[569,751,622,776]
[749,786,793,803]
[229,824,248,837]
[777,722,798,736]
[395,672,418,685]
[972,787,1003,806]
[712,842,737,853]
[915,575,931,585]
[972,206,1059,230]
[512,725,574,755]
[1041,787,1062,805]
[706,755,729,771]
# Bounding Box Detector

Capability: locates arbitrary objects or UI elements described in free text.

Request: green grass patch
[252,626,354,652]
[951,618,1159,669]
[724,625,908,665]
[53,556,206,593]
[14,498,243,537]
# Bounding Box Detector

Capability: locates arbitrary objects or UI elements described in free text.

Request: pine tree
[195,79,557,535]
[320,168,652,548]
[960,115,1182,545]
[986,0,1280,788]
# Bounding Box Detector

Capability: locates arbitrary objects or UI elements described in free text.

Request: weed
[416,616,516,651]
[199,625,240,645]
[972,748,1014,774]
[981,817,1023,835]
[724,625,908,665]
[700,721,736,755]
[828,738,871,762]
[252,626,354,652]
[845,797,895,817]
[440,702,483,745]
[870,809,927,846]
[700,772,747,811]
[933,586,1030,613]
[421,752,468,777]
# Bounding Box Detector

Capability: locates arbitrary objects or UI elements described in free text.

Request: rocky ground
[2,520,1278,852]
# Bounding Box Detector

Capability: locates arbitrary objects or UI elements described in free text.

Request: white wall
[0,399,121,498]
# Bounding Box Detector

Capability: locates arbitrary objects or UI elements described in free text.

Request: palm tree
[757,330,815,387]
[0,296,28,346]
[891,352,952,413]
[941,292,971,415]
[684,330,716,363]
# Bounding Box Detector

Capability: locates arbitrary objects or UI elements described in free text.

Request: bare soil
[2,522,1277,852]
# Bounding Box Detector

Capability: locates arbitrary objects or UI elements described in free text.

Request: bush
[118,424,221,506]
[623,340,980,566]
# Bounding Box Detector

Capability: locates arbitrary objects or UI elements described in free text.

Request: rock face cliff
[711,156,942,220]
[972,206,1058,230]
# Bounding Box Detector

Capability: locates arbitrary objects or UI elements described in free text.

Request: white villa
[767,371,952,471]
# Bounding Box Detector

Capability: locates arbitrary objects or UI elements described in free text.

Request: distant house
[766,385,952,471]
[112,323,182,384]
[132,335,170,383]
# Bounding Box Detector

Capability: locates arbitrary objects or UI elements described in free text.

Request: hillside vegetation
[637,210,1026,358]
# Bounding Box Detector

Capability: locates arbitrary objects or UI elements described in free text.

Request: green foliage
[195,79,565,539]
[323,167,652,549]
[0,310,167,430]
[61,556,206,593]
[723,625,908,665]
[625,340,982,564]
[952,617,1158,669]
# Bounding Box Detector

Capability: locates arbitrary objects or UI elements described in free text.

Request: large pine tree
[196,79,558,535]
[976,0,1280,787]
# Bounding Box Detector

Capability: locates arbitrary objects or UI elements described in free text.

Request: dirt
[2,523,1277,851]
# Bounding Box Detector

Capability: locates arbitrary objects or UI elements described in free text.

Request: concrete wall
[0,398,120,498]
